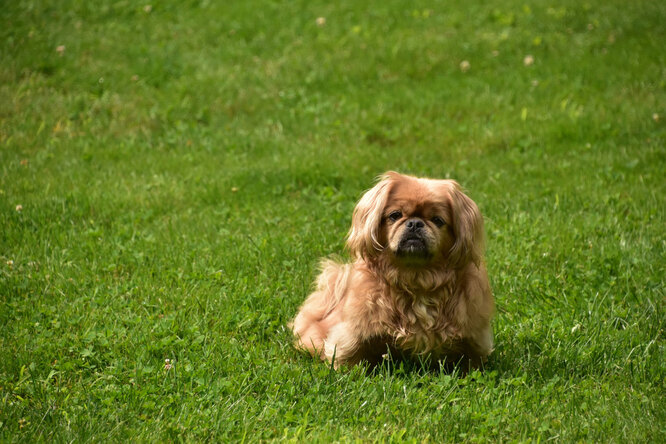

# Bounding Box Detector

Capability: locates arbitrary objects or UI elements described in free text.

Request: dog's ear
[346,172,398,260]
[447,181,484,268]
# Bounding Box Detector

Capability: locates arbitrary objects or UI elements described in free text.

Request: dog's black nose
[406,218,424,231]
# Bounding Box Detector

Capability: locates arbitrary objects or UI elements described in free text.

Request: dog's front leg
[323,317,393,368]
[323,321,364,368]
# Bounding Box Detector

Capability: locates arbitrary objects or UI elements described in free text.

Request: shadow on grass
[293,347,491,380]
[365,351,493,379]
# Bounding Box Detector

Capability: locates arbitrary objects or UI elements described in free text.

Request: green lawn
[1,0,664,441]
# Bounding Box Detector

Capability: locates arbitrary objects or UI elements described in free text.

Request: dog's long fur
[292,172,494,370]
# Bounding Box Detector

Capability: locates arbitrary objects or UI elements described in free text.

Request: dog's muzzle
[396,218,430,258]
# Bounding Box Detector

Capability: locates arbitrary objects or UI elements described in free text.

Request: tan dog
[292,172,494,371]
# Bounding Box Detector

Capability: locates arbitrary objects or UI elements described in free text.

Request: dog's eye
[388,211,402,222]
[432,216,446,228]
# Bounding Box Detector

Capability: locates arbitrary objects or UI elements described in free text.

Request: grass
[1,0,664,441]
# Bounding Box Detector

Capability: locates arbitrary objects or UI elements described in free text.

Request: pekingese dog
[291,171,494,371]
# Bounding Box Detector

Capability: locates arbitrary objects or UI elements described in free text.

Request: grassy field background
[1,0,664,441]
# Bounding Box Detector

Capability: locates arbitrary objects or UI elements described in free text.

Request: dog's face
[347,171,483,269]
[383,180,453,265]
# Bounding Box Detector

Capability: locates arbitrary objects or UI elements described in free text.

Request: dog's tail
[316,259,354,318]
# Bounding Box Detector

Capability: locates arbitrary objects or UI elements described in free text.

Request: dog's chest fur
[376,288,461,355]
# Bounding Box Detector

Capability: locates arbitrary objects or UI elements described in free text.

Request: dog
[291,171,494,371]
